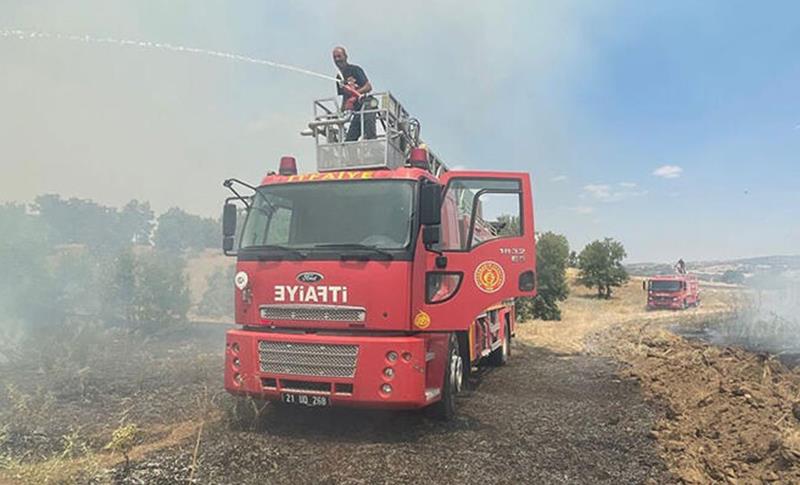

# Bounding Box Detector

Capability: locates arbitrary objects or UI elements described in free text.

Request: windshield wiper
[245,244,307,259]
[313,243,394,259]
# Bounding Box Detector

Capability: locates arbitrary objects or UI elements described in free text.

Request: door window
[440,178,523,251]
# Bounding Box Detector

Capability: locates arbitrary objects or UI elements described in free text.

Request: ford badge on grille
[297,271,324,283]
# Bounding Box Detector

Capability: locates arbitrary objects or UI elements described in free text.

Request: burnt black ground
[112,326,670,484]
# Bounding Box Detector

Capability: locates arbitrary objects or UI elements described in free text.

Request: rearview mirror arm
[222,179,251,209]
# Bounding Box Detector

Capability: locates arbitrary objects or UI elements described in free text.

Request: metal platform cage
[305,92,447,176]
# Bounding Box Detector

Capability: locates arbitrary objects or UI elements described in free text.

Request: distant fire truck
[645,274,700,310]
[221,92,536,421]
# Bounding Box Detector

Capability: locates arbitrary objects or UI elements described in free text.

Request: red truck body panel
[234,259,413,332]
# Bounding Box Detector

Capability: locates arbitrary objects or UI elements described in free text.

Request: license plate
[281,393,329,407]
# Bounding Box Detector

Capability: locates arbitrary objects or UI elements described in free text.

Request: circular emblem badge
[414,310,431,329]
[234,271,249,290]
[474,261,505,294]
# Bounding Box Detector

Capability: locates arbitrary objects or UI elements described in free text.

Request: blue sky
[1,0,798,262]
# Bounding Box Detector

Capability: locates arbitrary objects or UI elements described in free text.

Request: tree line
[0,193,632,347]
[31,194,219,252]
[511,232,630,322]
[0,195,223,346]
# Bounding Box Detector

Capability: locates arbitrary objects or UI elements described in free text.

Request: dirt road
[119,334,667,484]
[1,324,668,484]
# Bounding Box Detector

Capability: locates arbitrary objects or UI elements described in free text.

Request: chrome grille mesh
[260,304,365,322]
[258,341,359,378]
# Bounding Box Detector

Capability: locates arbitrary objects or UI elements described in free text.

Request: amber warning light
[279,156,298,176]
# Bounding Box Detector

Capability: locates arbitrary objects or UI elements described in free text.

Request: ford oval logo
[297,272,324,283]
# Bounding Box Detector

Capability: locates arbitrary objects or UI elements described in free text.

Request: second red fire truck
[645,274,700,310]
[221,92,536,421]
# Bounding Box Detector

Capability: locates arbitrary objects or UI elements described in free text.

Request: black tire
[682,299,688,310]
[488,322,510,366]
[227,395,266,431]
[428,334,463,421]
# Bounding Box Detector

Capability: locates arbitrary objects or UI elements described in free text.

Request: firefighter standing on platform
[332,46,376,141]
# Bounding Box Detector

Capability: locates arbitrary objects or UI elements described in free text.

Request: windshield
[650,280,682,292]
[239,180,415,251]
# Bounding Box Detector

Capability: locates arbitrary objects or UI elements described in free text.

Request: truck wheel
[488,323,510,366]
[428,334,462,421]
[682,299,688,310]
[227,395,266,430]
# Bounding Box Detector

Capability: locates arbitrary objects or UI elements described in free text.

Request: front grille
[258,341,359,378]
[260,304,366,322]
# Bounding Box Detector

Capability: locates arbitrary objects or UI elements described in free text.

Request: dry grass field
[516,272,800,483]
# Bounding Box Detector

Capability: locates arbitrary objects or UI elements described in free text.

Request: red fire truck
[645,274,700,310]
[221,92,536,421]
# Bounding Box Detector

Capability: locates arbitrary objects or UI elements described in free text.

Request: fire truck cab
[221,93,536,421]
[645,274,700,310]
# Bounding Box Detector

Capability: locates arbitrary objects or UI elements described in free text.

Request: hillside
[627,254,800,284]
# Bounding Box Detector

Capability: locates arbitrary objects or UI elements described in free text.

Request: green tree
[0,203,65,332]
[154,207,218,252]
[198,265,235,319]
[576,238,629,299]
[33,194,125,250]
[102,249,138,325]
[132,251,191,326]
[32,194,155,252]
[102,249,190,329]
[515,232,570,321]
[119,200,155,245]
[51,249,103,319]
[495,214,520,237]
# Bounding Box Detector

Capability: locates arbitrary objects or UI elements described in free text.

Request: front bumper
[225,328,442,409]
[647,300,682,309]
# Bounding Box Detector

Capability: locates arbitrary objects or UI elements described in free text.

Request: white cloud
[653,165,683,179]
[582,183,648,202]
[551,175,568,182]
[583,184,611,199]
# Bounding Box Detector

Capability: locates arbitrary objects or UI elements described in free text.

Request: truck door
[411,171,536,331]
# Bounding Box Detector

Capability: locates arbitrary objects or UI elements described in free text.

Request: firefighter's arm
[357,80,372,95]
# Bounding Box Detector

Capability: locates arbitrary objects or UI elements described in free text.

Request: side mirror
[419,183,442,226]
[423,225,440,247]
[223,203,237,237]
[519,270,536,292]
[223,236,235,253]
